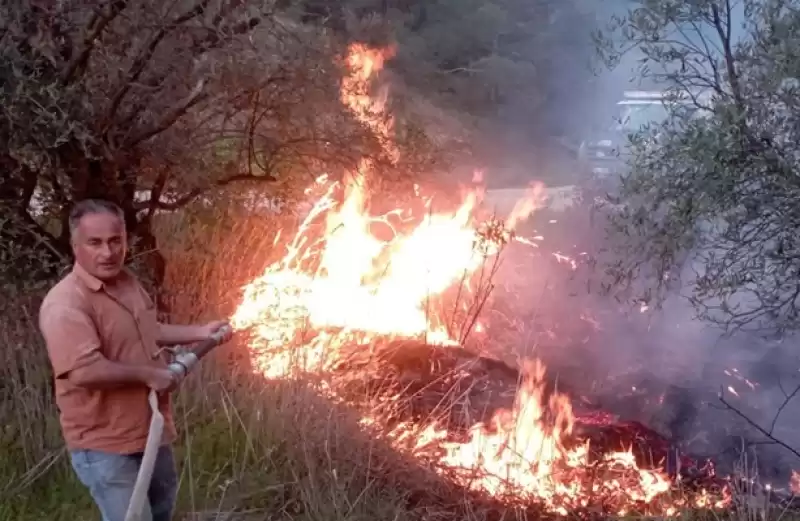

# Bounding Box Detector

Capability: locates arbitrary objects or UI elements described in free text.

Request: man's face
[72,212,127,281]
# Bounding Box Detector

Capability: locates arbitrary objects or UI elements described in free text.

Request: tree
[594,0,800,334]
[0,0,384,291]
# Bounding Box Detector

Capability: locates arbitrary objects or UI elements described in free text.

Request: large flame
[232,43,543,375]
[230,43,729,516]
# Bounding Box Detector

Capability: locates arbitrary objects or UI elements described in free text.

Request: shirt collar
[72,263,132,292]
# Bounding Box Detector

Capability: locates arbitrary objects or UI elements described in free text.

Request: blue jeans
[70,445,178,521]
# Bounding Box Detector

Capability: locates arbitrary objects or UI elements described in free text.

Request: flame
[390,361,728,516]
[230,43,729,516]
[232,43,542,376]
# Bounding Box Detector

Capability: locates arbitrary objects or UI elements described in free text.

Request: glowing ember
[230,43,731,515]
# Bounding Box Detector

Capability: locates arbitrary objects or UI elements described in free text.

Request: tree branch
[103,0,211,128]
[134,171,276,212]
[146,166,171,218]
[710,1,744,107]
[124,78,207,147]
[718,386,800,461]
[60,0,128,85]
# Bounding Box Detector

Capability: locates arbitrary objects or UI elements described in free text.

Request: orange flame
[388,360,729,515]
[231,43,729,515]
[232,43,542,375]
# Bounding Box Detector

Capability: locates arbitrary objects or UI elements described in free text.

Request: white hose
[123,327,231,520]
[124,389,165,521]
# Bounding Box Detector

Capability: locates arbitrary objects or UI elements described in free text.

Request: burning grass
[202,42,728,516]
[208,168,730,518]
[167,186,797,519]
[2,179,799,521]
[3,41,800,521]
[334,342,728,514]
[169,42,794,519]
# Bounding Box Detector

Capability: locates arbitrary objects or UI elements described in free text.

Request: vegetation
[0,0,394,292]
[590,0,800,493]
[0,211,419,521]
[595,0,800,335]
[0,0,600,295]
[4,0,800,519]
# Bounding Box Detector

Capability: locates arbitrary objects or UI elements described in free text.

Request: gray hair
[68,199,125,238]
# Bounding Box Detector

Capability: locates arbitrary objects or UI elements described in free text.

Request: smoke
[359,0,800,485]
[556,1,800,484]
[480,212,800,486]
[479,189,800,484]
[460,0,800,485]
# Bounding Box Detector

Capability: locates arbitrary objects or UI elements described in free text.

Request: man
[38,199,232,521]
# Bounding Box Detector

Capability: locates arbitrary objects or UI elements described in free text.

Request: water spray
[124,324,234,521]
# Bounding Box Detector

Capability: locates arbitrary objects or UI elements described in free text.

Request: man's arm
[69,353,168,390]
[156,319,231,346]
[156,323,208,346]
[39,302,173,390]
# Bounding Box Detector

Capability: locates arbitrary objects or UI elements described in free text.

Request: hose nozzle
[167,324,233,379]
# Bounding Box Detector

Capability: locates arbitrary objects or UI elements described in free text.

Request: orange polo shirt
[38,264,177,454]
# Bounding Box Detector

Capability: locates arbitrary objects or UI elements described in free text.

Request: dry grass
[0,205,435,521]
[1,203,798,521]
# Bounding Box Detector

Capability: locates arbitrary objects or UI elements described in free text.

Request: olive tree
[594,0,800,335]
[0,0,385,291]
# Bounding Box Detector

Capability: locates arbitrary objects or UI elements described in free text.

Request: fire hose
[124,324,234,521]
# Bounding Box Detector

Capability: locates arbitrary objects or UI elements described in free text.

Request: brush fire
[226,43,792,517]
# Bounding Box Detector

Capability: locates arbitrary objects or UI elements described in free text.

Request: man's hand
[198,320,233,343]
[145,367,181,393]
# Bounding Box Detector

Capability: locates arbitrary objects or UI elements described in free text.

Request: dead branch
[718,386,800,461]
